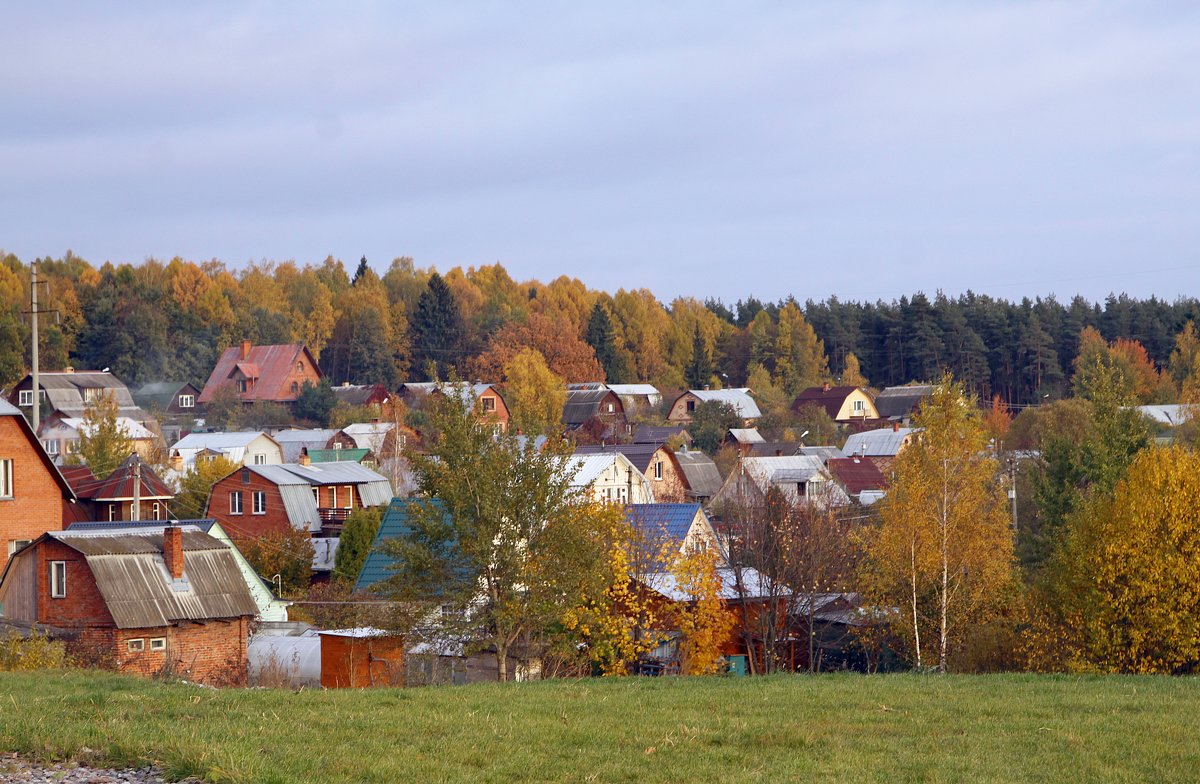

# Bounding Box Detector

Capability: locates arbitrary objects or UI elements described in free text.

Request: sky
[2,2,1199,305]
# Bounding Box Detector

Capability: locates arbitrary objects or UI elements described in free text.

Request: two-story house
[0,400,75,566]
[197,341,322,408]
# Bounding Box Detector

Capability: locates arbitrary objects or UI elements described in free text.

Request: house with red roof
[197,341,323,408]
[825,456,888,505]
[60,455,176,525]
[791,383,879,425]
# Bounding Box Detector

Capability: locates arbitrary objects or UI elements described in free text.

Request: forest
[0,250,1195,409]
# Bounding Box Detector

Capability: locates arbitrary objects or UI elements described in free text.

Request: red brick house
[0,526,258,684]
[206,461,394,539]
[0,399,75,567]
[198,341,323,407]
[60,455,175,526]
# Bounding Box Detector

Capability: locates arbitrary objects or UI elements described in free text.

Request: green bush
[0,630,66,671]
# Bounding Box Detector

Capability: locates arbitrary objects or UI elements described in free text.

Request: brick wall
[0,416,65,566]
[207,470,296,539]
[36,539,114,628]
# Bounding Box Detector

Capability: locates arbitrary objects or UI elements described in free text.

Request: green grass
[0,671,1197,783]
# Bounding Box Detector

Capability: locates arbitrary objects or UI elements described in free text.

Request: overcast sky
[3,2,1198,304]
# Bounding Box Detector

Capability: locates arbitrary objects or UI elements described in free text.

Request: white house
[169,431,284,471]
[565,452,655,504]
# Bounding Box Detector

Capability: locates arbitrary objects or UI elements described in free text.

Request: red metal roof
[826,457,888,494]
[63,456,174,501]
[198,342,322,404]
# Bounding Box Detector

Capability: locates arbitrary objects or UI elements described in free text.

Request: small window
[253,454,266,466]
[235,379,249,394]
[127,638,145,652]
[230,491,243,515]
[18,390,33,407]
[49,561,66,598]
[481,396,496,413]
[152,502,163,521]
[686,399,696,413]
[43,439,59,455]
[108,503,119,521]
[606,402,614,413]
[333,441,343,450]
[0,459,12,499]
[178,394,195,409]
[82,387,102,403]
[343,486,353,509]
[252,490,266,515]
[853,399,865,412]
[150,638,166,651]
[654,461,663,481]
[7,539,31,556]
[297,362,304,373]
[291,381,299,395]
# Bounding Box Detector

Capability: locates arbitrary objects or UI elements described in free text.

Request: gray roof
[574,442,667,473]
[799,445,847,461]
[245,463,394,531]
[874,385,934,419]
[842,427,919,457]
[30,372,144,417]
[688,388,762,419]
[674,451,723,499]
[49,529,258,628]
[133,381,195,410]
[563,389,621,426]
[728,428,765,444]
[272,429,338,462]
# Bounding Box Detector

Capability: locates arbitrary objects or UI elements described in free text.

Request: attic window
[82,387,102,403]
[686,400,696,413]
[178,394,195,409]
[481,396,496,412]
[297,362,304,373]
[18,390,33,407]
[606,403,614,413]
[241,467,251,484]
[853,399,865,412]
[654,461,663,481]
[236,379,249,394]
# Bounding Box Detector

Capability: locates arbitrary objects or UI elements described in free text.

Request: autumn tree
[234,528,315,597]
[667,547,734,675]
[857,375,1015,672]
[469,311,604,383]
[688,400,742,454]
[841,351,869,387]
[772,301,829,396]
[68,391,135,479]
[503,348,567,435]
[376,389,612,680]
[1031,446,1200,673]
[175,456,239,519]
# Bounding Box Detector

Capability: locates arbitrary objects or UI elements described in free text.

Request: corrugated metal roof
[632,425,691,444]
[799,445,846,461]
[874,385,934,419]
[689,388,762,419]
[308,448,369,463]
[340,422,395,450]
[607,384,660,397]
[562,389,622,426]
[281,462,391,485]
[356,498,447,592]
[791,385,868,419]
[272,429,337,462]
[199,343,317,404]
[771,467,820,483]
[358,481,395,507]
[843,427,918,457]
[625,504,701,547]
[50,529,258,628]
[55,417,156,440]
[279,484,322,532]
[826,457,888,494]
[174,431,271,451]
[248,464,314,486]
[727,428,765,443]
[564,453,627,488]
[573,442,665,473]
[674,451,722,498]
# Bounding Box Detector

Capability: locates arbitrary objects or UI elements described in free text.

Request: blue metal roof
[624,503,701,547]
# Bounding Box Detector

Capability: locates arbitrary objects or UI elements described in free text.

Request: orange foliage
[469,311,604,383]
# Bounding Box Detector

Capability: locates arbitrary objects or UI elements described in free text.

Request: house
[745,441,801,458]
[38,412,160,464]
[825,457,889,506]
[197,341,323,407]
[709,455,845,510]
[401,382,510,433]
[64,519,290,623]
[632,425,692,446]
[873,384,935,425]
[606,384,662,413]
[791,383,880,424]
[132,381,202,417]
[724,428,764,455]
[7,369,154,429]
[169,431,284,471]
[271,428,339,463]
[625,503,721,560]
[562,388,627,436]
[667,388,761,424]
[574,442,688,503]
[799,445,847,462]
[206,460,394,539]
[60,455,175,525]
[0,526,258,684]
[564,452,654,504]
[331,383,392,410]
[330,421,406,459]
[673,449,723,503]
[0,400,75,565]
[841,424,919,474]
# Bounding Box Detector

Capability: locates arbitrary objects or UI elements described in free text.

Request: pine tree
[410,272,464,380]
[684,324,712,389]
[585,302,627,382]
[352,256,370,286]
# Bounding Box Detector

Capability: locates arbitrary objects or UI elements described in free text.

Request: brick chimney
[241,339,252,359]
[823,381,831,392]
[893,421,900,432]
[299,447,312,467]
[169,450,183,472]
[164,525,184,580]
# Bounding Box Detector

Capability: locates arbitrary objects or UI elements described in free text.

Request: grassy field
[0,671,1196,783]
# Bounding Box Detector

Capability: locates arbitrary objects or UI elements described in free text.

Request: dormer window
[178,394,195,409]
[236,379,249,394]
[82,387,102,403]
[18,390,33,407]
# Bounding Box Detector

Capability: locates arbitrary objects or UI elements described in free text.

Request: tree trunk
[910,538,922,670]
[938,460,950,674]
[497,641,508,682]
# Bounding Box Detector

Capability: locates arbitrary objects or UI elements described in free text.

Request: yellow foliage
[668,548,734,676]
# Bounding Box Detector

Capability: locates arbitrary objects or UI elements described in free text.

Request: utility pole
[30,261,40,433]
[1007,453,1018,532]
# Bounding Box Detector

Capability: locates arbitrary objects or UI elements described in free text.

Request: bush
[0,630,67,671]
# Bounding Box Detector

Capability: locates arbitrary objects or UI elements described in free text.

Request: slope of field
[0,671,1196,783]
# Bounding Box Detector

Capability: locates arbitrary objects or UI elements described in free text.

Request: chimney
[300,447,311,467]
[703,384,710,391]
[893,422,899,432]
[169,450,183,472]
[823,381,830,392]
[342,381,350,387]
[164,525,184,580]
[241,339,252,359]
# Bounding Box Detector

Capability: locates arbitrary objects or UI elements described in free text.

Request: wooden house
[562,388,627,437]
[565,452,654,504]
[791,383,880,424]
[169,431,284,471]
[667,388,761,425]
[60,456,175,525]
[7,369,154,429]
[401,382,510,434]
[574,442,688,502]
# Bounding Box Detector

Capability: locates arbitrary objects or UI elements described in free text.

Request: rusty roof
[826,457,888,494]
[198,343,321,404]
[50,529,258,628]
[66,455,174,501]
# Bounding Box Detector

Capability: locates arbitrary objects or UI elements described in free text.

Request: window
[654,461,663,481]
[108,503,119,522]
[253,454,266,466]
[333,441,342,450]
[43,439,59,455]
[150,638,166,651]
[252,490,266,515]
[49,561,66,598]
[481,396,496,413]
[853,399,865,412]
[82,387,102,403]
[686,399,696,413]
[0,459,12,499]
[291,381,299,395]
[127,638,145,652]
[178,394,195,409]
[230,491,243,515]
[235,379,249,394]
[152,502,163,521]
[241,467,251,484]
[343,486,353,509]
[297,362,304,373]
[7,539,31,556]
[606,402,615,413]
[18,390,33,407]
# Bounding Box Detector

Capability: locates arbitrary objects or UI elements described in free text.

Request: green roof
[309,448,370,463]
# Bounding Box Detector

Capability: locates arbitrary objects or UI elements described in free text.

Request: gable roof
[632,425,692,445]
[842,427,919,457]
[48,416,157,441]
[171,431,281,467]
[685,388,761,419]
[826,457,889,494]
[624,503,703,549]
[330,384,390,407]
[562,388,623,426]
[874,385,935,419]
[198,343,320,404]
[40,528,258,628]
[0,399,74,500]
[355,498,457,593]
[606,384,660,398]
[573,442,669,473]
[727,428,765,444]
[16,371,149,422]
[308,448,370,464]
[564,453,633,489]
[271,429,339,462]
[65,455,175,501]
[792,385,868,419]
[338,422,395,449]
[674,451,723,499]
[133,381,198,410]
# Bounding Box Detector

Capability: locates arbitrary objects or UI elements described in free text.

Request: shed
[319,628,405,688]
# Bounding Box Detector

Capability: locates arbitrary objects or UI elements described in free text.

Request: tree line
[2,251,1196,408]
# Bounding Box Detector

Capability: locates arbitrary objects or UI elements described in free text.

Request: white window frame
[150,638,166,651]
[178,394,195,409]
[343,486,353,509]
[654,461,663,481]
[253,453,266,465]
[853,399,865,412]
[18,390,33,407]
[8,539,31,557]
[49,561,66,598]
[152,502,163,521]
[0,459,12,499]
[127,638,145,652]
[108,503,119,521]
[230,491,243,515]
[252,490,266,515]
[43,439,59,455]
